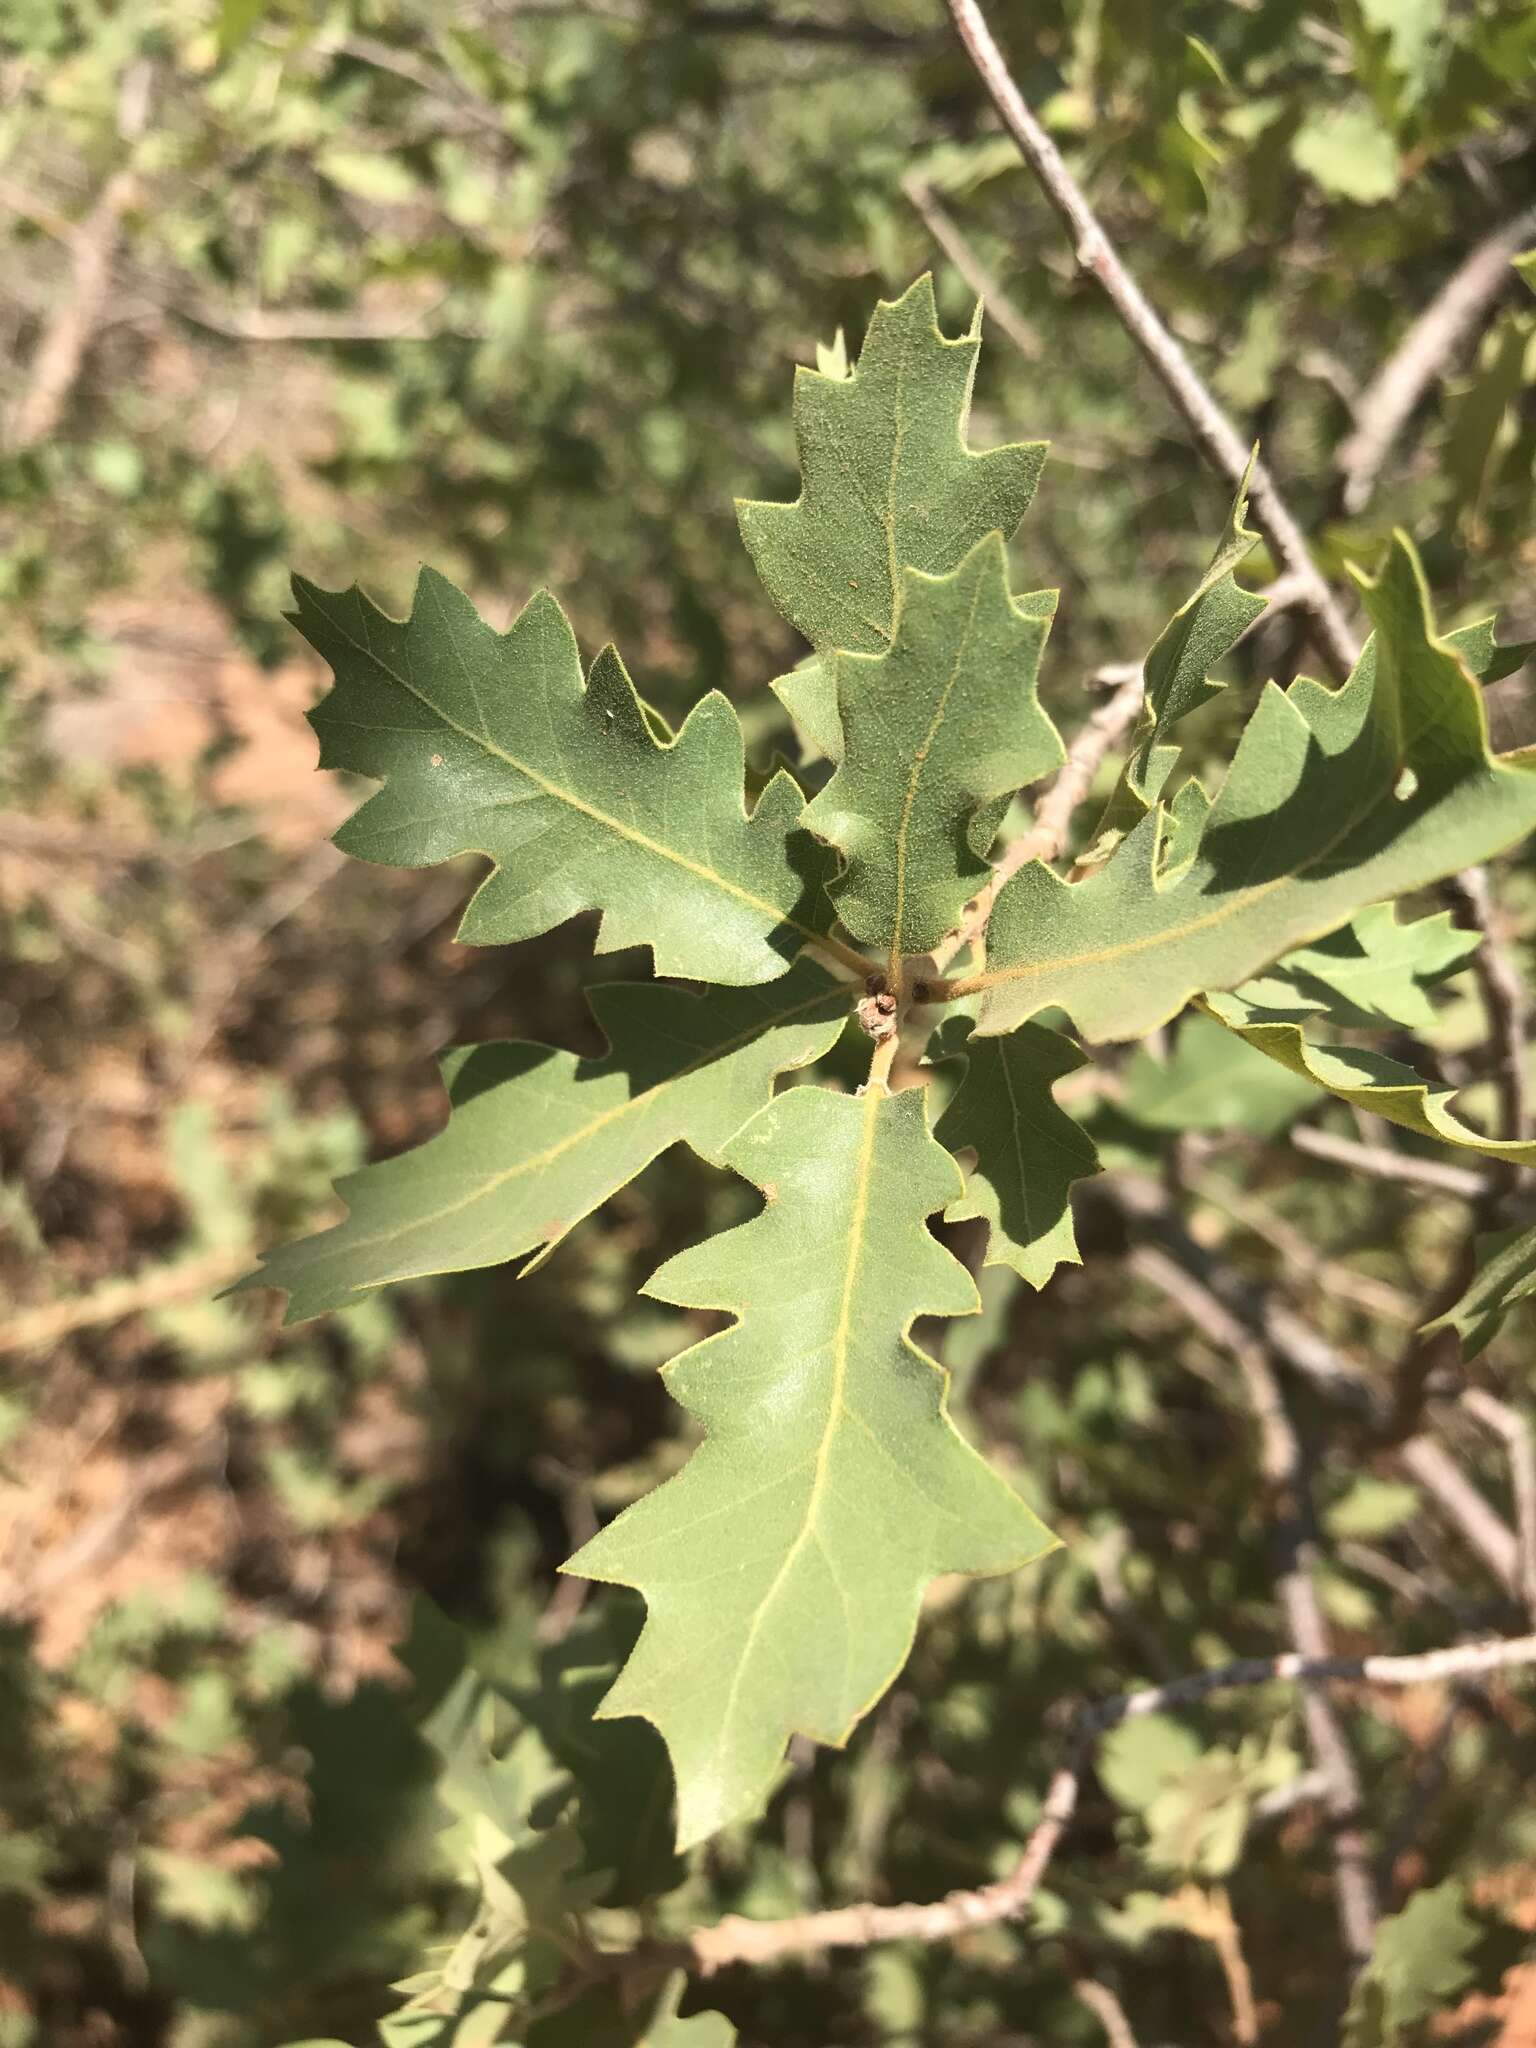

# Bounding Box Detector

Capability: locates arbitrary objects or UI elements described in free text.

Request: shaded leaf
[930,1014,1099,1287]
[292,571,841,985]
[1425,1221,1536,1356]
[639,1978,737,2046]
[973,534,1536,1042]
[1089,462,1265,857]
[803,536,1061,958]
[737,274,1046,658]
[1121,1014,1321,1137]
[1443,312,1531,531]
[569,1086,1057,1846]
[1235,903,1480,1032]
[240,962,848,1323]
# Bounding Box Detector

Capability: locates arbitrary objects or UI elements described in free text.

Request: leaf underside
[568,1085,1056,1847]
[974,534,1536,1042]
[238,962,848,1323]
[293,570,834,987]
[803,536,1063,959]
[931,1015,1100,1287]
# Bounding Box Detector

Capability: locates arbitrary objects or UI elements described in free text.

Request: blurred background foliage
[2,1,1536,2043]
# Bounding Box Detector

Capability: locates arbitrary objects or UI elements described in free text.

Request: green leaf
[1234,903,1480,1032]
[1425,1221,1536,1356]
[1443,312,1531,530]
[1326,1477,1420,1540]
[1121,1013,1321,1137]
[318,148,420,204]
[1089,461,1265,856]
[770,653,841,764]
[737,274,1047,658]
[240,962,849,1323]
[1359,0,1446,95]
[1292,101,1400,203]
[291,571,845,986]
[1446,614,1536,685]
[971,533,1536,1043]
[930,1015,1099,1287]
[568,1085,1057,1847]
[513,1610,684,1909]
[1343,1881,1478,2046]
[1201,985,1536,1163]
[773,579,1060,773]
[802,536,1062,959]
[1098,1714,1204,1813]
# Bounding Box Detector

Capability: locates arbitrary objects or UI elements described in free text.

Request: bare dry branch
[943,0,1359,681]
[1128,1243,1380,1963]
[657,1630,1536,1975]
[0,1245,254,1356]
[1336,203,1536,514]
[1461,1389,1536,1622]
[902,170,1041,359]
[1074,1977,1141,2048]
[920,663,1144,988]
[9,62,152,450]
[1290,1126,1489,1200]
[1442,866,1531,1143]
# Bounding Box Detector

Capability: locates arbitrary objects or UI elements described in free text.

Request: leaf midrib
[966,712,1414,997]
[300,983,843,1290]
[318,591,836,955]
[713,1084,879,1761]
[886,568,987,981]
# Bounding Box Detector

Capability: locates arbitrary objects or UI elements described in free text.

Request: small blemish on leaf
[430,753,445,767]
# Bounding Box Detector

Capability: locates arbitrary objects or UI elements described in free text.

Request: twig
[1442,867,1530,1143]
[901,171,1040,359]
[1191,1172,1416,1325]
[1076,1632,1536,1733]
[1111,1174,1526,1604]
[1289,1126,1489,1200]
[332,32,512,135]
[1461,1390,1536,1622]
[1336,203,1536,514]
[944,0,1358,682]
[1397,1435,1522,1601]
[1128,1244,1380,1965]
[534,1457,601,1644]
[684,1763,1080,1972]
[1175,1885,1258,2046]
[637,1631,1536,1976]
[1074,1977,1140,2048]
[9,61,151,449]
[176,294,456,344]
[8,1424,230,1608]
[920,663,1144,988]
[0,1244,254,1355]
